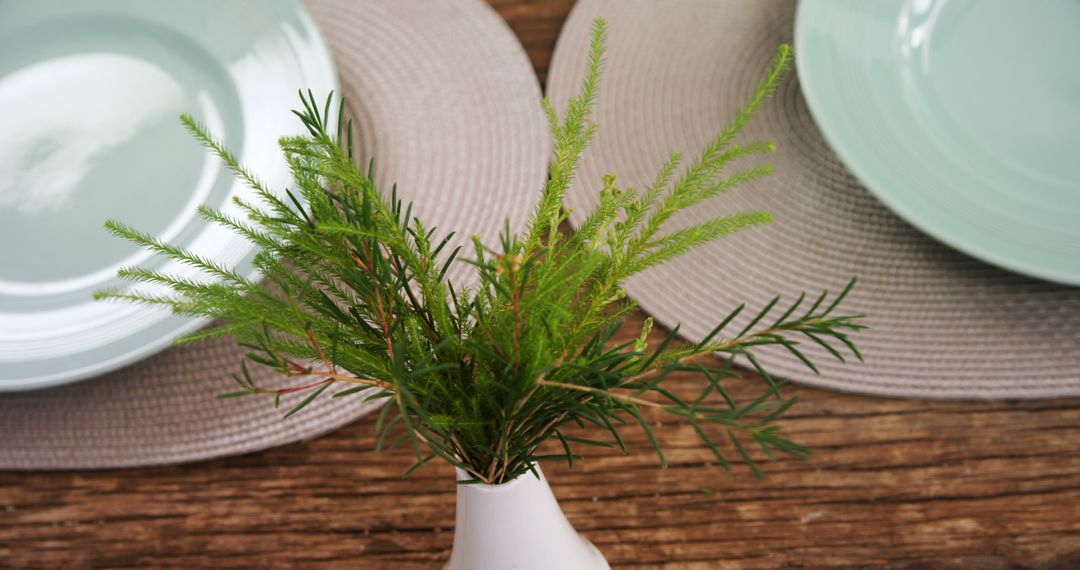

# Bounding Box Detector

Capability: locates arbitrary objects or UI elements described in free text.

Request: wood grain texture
[3,1,1080,568]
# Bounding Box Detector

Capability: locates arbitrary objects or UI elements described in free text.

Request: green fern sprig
[96,20,865,484]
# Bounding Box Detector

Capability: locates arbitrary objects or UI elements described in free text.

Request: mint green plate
[795,0,1080,285]
[0,0,336,390]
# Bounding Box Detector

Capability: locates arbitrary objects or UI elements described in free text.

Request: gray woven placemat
[547,0,1080,399]
[0,0,548,469]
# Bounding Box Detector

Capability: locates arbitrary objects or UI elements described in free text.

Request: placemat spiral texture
[547,0,1080,399]
[0,0,548,469]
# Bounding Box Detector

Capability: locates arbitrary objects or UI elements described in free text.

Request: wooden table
[3,2,1079,568]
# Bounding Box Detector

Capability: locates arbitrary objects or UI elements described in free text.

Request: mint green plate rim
[0,1,338,391]
[794,0,1080,286]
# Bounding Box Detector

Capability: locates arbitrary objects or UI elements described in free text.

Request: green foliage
[97,20,864,484]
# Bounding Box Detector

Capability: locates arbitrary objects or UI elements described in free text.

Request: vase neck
[445,463,610,570]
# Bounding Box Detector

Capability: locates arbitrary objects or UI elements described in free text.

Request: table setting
[1,0,1078,568]
[0,0,548,468]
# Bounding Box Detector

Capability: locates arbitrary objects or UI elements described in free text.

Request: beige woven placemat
[548,0,1080,399]
[0,0,548,469]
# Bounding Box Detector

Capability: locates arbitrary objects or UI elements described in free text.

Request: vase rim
[453,463,546,490]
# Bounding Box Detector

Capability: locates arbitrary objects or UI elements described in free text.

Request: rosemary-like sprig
[97,19,865,484]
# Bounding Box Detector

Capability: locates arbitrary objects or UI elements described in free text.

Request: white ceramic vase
[445,464,610,570]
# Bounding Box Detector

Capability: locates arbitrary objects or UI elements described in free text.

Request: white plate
[0,0,337,391]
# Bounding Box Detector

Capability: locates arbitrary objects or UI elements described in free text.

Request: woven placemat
[547,0,1080,399]
[0,0,548,469]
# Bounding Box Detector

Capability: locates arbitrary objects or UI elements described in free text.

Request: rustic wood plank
[2,2,1080,568]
